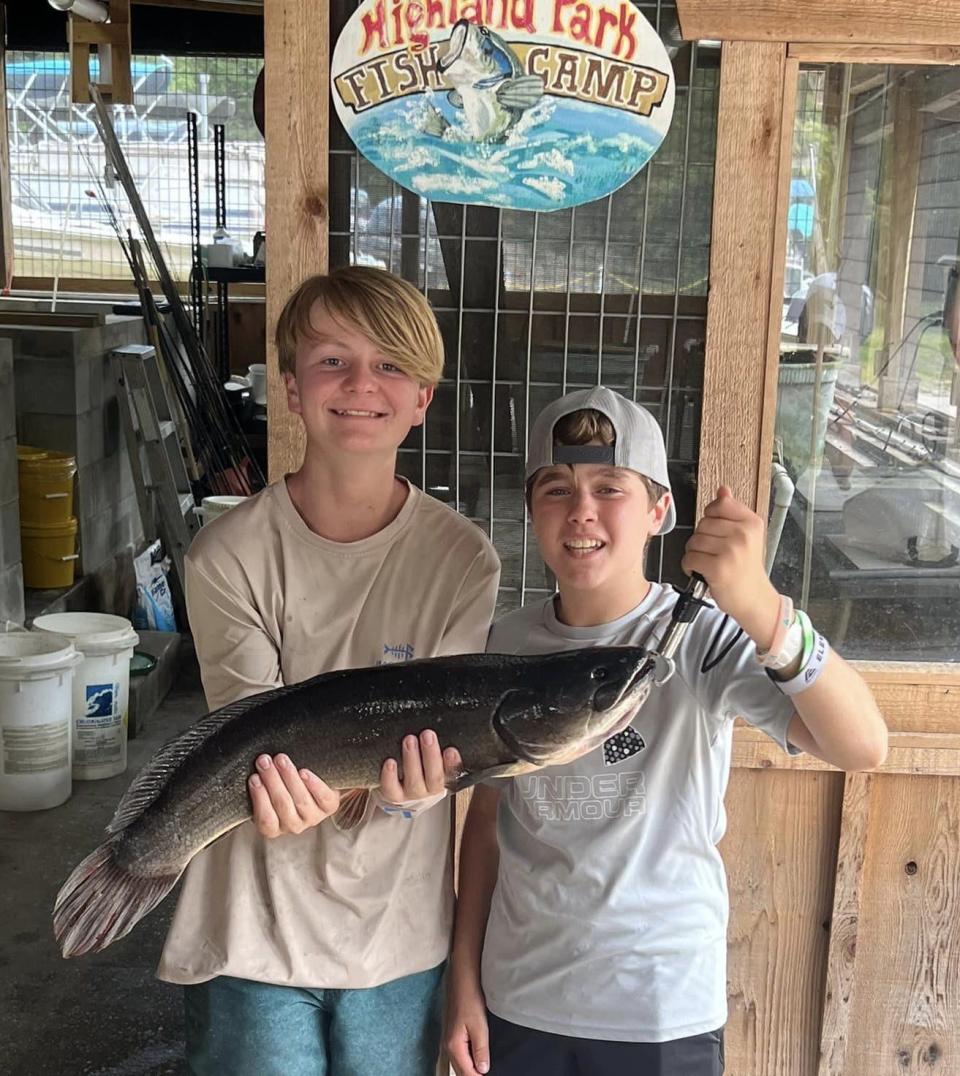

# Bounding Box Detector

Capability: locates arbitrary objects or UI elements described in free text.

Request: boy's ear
[410,383,435,427]
[283,371,302,415]
[647,492,672,537]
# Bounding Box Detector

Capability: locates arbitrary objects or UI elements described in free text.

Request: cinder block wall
[1,316,147,578]
[0,339,25,624]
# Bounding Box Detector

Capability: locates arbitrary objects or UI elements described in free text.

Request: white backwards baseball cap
[525,386,675,534]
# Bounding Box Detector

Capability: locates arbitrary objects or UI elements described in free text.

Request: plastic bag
[134,540,177,632]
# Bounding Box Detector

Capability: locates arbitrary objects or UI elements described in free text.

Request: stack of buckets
[17,445,80,589]
[0,614,139,811]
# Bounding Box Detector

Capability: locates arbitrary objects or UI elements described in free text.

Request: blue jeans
[183,963,445,1076]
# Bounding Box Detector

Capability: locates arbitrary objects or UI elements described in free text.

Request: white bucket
[31,613,139,781]
[0,632,82,811]
[199,495,248,525]
[247,363,267,405]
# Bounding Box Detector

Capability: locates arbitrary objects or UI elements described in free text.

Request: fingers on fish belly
[53,840,182,959]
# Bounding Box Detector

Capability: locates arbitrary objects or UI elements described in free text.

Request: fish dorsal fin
[332,788,370,831]
[106,682,300,834]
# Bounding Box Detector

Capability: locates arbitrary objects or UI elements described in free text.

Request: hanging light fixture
[47,0,110,22]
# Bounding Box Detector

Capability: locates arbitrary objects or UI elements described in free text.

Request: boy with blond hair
[446,385,886,1076]
[159,266,500,1076]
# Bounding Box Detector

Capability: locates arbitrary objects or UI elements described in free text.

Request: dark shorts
[487,1010,725,1076]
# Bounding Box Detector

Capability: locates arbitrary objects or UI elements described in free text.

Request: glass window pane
[769,63,960,661]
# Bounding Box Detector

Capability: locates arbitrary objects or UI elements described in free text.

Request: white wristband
[771,629,829,695]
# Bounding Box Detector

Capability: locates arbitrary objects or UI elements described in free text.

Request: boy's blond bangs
[275,267,445,384]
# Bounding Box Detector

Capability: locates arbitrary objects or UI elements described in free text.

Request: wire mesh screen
[6,52,263,281]
[330,1,719,614]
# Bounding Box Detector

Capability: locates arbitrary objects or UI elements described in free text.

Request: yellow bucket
[17,444,78,524]
[20,517,79,589]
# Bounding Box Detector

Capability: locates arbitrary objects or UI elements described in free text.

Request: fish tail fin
[53,839,181,958]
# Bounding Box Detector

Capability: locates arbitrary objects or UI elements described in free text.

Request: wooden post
[877,72,922,412]
[68,0,133,104]
[698,42,796,515]
[264,0,330,480]
[0,5,13,289]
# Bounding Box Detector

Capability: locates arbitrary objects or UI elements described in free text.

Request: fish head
[438,20,517,89]
[493,647,653,767]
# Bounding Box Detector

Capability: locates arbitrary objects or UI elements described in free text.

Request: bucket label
[76,681,123,764]
[86,682,116,717]
[2,721,69,774]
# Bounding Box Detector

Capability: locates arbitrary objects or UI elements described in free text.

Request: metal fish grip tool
[644,572,711,687]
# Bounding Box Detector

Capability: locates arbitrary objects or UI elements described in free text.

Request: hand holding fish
[248,754,341,838]
[681,484,780,648]
[378,730,462,804]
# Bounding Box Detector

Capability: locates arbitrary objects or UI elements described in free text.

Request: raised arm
[682,485,888,771]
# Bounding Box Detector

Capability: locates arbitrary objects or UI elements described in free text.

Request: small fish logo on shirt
[378,643,415,665]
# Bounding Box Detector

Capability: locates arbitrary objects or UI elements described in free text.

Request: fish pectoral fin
[449,760,539,793]
[447,90,464,109]
[495,76,544,111]
[332,788,370,831]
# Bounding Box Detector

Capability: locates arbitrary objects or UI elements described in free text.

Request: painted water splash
[354,94,658,212]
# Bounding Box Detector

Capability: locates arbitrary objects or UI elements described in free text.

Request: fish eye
[591,667,608,681]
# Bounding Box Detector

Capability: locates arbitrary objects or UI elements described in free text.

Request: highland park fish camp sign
[331,0,675,211]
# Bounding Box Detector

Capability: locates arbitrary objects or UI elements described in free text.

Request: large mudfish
[425,19,544,141]
[54,646,654,958]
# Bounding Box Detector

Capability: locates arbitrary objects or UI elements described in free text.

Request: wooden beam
[677,0,960,46]
[67,0,133,104]
[264,0,329,481]
[817,771,873,1076]
[789,43,960,65]
[877,72,923,411]
[0,6,13,290]
[732,728,960,777]
[699,42,793,514]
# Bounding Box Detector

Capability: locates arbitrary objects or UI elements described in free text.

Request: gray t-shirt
[482,584,799,1043]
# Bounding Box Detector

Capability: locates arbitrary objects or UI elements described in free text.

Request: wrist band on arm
[771,621,830,696]
[756,593,795,668]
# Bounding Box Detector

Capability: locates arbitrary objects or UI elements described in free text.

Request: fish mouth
[439,20,470,73]
[591,655,653,713]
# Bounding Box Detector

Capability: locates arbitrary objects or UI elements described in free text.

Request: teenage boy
[446,385,886,1076]
[159,266,501,1076]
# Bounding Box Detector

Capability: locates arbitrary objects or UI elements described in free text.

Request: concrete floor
[0,652,206,1076]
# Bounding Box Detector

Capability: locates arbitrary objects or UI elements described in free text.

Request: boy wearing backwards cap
[446,386,887,1076]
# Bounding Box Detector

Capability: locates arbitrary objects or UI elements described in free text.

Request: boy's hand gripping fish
[54,645,663,958]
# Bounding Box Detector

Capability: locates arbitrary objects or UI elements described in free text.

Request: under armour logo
[603,727,646,766]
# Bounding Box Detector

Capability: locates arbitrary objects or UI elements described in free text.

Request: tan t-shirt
[157,477,500,988]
